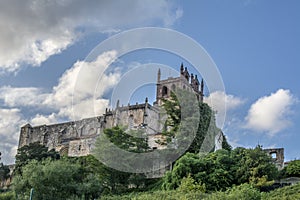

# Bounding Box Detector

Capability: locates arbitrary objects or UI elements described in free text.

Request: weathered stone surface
[263,148,285,170]
[19,102,162,157]
[18,64,223,172]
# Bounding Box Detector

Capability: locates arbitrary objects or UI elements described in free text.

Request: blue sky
[0,0,299,164]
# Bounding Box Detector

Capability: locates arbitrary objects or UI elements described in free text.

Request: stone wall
[18,101,163,157]
[263,148,285,170]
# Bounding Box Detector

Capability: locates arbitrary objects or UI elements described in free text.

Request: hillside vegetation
[1,94,299,199]
[99,183,300,200]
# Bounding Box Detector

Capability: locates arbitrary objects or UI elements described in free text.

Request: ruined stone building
[263,148,285,170]
[18,64,221,158]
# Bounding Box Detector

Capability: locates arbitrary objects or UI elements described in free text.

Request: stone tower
[155,63,204,105]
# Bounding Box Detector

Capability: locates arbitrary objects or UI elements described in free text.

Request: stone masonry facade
[18,63,220,158]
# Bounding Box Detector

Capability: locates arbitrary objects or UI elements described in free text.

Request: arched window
[128,114,134,129]
[89,128,96,135]
[162,86,168,97]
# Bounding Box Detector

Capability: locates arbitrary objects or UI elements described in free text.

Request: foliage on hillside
[285,160,300,177]
[0,190,15,200]
[3,182,300,200]
[14,142,60,176]
[162,146,278,192]
[99,183,300,200]
[13,158,102,200]
[0,163,10,186]
[261,182,300,200]
[12,128,161,199]
[3,139,298,200]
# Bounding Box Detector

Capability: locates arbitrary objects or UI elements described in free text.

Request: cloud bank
[0,108,25,164]
[0,0,183,164]
[0,51,120,164]
[0,0,182,73]
[245,89,297,135]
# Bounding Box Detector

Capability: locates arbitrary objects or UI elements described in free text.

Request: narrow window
[162,86,168,97]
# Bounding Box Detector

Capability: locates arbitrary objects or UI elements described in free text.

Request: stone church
[18,63,223,157]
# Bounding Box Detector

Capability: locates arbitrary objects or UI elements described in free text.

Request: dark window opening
[162,86,168,97]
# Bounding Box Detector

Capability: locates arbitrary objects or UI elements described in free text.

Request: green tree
[14,142,60,175]
[161,89,231,154]
[0,163,10,188]
[222,134,232,151]
[162,150,235,191]
[13,158,102,200]
[102,126,150,153]
[285,160,300,177]
[232,146,279,186]
[177,174,206,193]
[0,152,10,189]
[92,126,152,194]
[162,146,279,192]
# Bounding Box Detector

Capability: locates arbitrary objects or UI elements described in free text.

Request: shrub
[208,184,261,200]
[0,191,15,200]
[177,174,206,193]
[261,182,300,200]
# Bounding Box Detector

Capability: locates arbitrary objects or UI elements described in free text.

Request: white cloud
[245,89,296,135]
[0,108,26,164]
[0,0,181,73]
[0,51,121,164]
[0,50,120,121]
[0,86,48,108]
[204,91,245,128]
[30,113,58,126]
[45,50,120,120]
[1,50,120,117]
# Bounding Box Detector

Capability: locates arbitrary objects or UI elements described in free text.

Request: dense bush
[13,158,102,200]
[99,183,300,200]
[99,190,207,200]
[162,147,278,192]
[207,184,261,200]
[285,160,300,177]
[0,191,15,200]
[261,182,300,200]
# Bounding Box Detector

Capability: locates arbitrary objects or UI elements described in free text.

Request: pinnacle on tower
[180,63,184,73]
[201,78,204,94]
[157,68,161,82]
[184,67,189,81]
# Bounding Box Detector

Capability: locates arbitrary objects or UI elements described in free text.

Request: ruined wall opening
[162,86,168,97]
[271,152,277,159]
[128,114,134,129]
